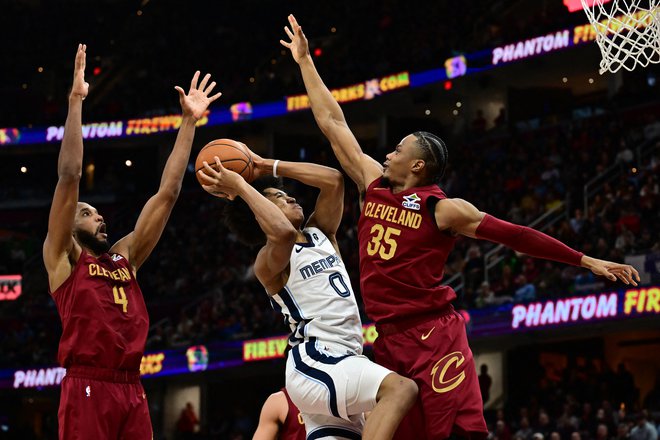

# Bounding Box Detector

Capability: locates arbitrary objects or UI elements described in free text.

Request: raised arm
[252,391,288,440]
[198,159,297,294]
[111,72,221,272]
[44,44,89,289]
[435,198,641,285]
[251,153,344,239]
[281,14,382,192]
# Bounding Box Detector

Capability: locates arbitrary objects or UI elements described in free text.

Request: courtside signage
[286,72,410,112]
[492,30,571,66]
[511,286,659,330]
[44,111,211,143]
[491,7,658,66]
[0,275,22,301]
[242,323,380,362]
[13,367,66,389]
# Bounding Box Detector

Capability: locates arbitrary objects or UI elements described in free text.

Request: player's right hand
[71,44,89,100]
[280,14,309,64]
[198,156,242,200]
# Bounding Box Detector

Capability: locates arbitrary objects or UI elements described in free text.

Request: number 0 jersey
[358,178,458,323]
[269,227,363,355]
[49,251,149,371]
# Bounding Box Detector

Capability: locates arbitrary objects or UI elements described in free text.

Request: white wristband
[272,160,280,178]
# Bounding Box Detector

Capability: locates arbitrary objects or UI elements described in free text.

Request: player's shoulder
[417,182,448,198]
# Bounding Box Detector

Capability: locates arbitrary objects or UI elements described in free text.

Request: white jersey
[270,227,363,355]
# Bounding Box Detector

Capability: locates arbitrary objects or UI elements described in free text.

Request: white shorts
[285,338,393,439]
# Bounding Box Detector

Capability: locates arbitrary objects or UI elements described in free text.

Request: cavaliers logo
[430,351,466,393]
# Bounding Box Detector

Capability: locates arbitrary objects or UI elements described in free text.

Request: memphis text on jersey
[363,201,423,229]
[300,253,342,280]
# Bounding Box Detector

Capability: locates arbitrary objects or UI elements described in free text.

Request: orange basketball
[195,138,254,185]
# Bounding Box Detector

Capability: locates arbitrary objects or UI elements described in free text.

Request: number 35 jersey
[358,178,458,324]
[49,251,149,371]
[270,227,363,355]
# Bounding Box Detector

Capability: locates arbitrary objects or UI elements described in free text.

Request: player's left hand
[198,156,242,200]
[280,14,309,64]
[248,150,269,180]
[70,44,89,100]
[233,142,270,180]
[582,256,641,286]
[175,71,222,121]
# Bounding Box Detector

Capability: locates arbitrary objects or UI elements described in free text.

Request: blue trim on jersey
[307,426,362,440]
[295,232,316,248]
[288,333,303,344]
[288,319,308,345]
[277,286,304,322]
[269,297,282,313]
[306,337,352,364]
[291,345,341,418]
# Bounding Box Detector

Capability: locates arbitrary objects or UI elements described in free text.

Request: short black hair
[413,131,448,184]
[223,176,283,247]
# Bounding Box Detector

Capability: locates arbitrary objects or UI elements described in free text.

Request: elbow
[58,170,82,182]
[327,169,344,189]
[158,186,181,205]
[315,111,339,132]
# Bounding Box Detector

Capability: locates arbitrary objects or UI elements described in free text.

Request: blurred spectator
[630,412,658,440]
[176,402,200,440]
[479,364,493,405]
[515,417,534,440]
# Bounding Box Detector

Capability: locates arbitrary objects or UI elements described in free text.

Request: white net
[580,0,660,74]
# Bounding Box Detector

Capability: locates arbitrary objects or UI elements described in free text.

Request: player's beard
[75,229,111,255]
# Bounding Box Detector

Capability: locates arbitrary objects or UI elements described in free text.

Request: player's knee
[379,373,418,410]
[398,376,418,409]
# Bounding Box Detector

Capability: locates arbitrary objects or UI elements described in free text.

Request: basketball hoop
[580,0,660,74]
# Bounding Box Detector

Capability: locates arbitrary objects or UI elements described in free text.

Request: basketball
[195,138,254,185]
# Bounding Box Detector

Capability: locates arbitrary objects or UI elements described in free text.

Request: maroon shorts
[374,307,487,440]
[58,366,152,440]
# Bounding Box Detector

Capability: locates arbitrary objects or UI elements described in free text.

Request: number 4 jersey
[358,178,458,323]
[50,251,149,371]
[269,227,363,355]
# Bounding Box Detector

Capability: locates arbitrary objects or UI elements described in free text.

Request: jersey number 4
[366,224,401,260]
[112,286,128,313]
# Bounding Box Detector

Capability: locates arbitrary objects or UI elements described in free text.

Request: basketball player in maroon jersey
[254,388,306,440]
[281,15,641,440]
[43,44,221,439]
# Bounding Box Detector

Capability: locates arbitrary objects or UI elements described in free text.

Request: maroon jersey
[282,388,306,440]
[358,178,457,323]
[50,251,149,371]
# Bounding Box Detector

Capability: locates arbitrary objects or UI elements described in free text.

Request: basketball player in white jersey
[198,151,418,440]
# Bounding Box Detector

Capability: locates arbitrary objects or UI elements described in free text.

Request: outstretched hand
[583,256,641,286]
[175,71,222,121]
[71,44,89,100]
[280,14,309,64]
[198,157,244,200]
